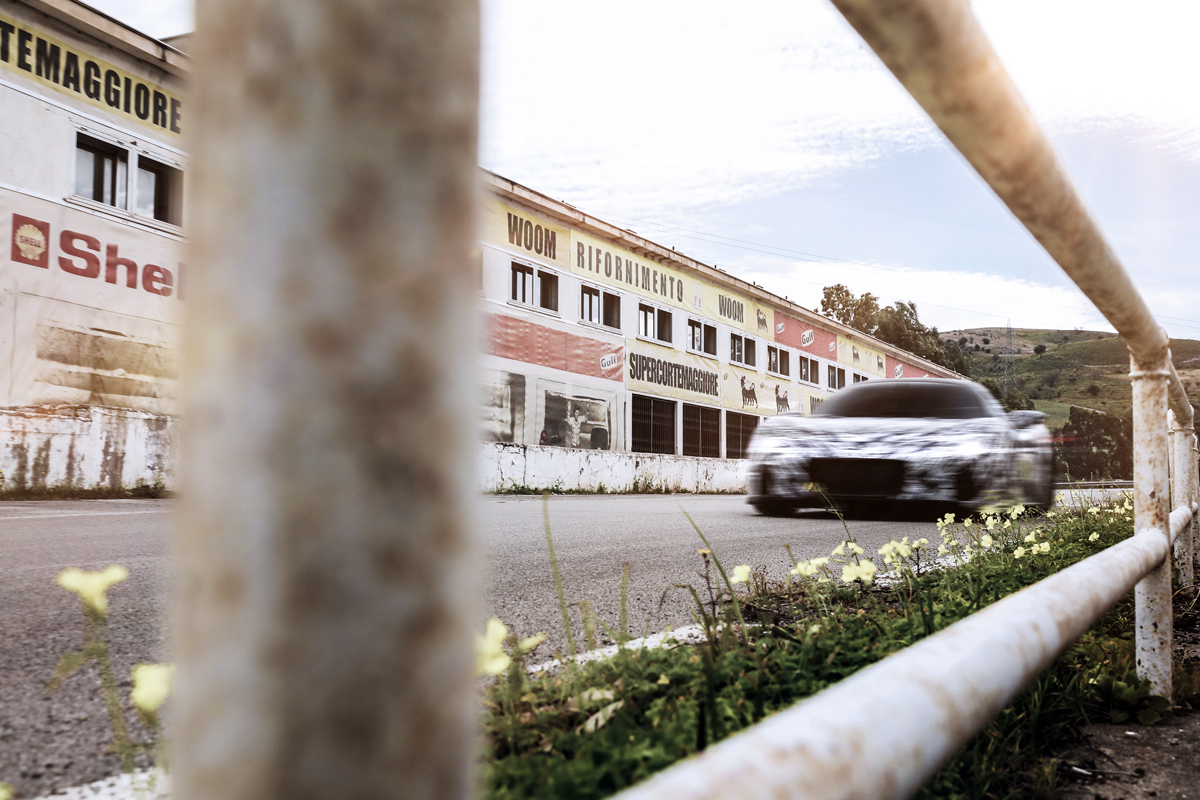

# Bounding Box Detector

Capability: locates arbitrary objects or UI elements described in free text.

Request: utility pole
[1003,319,1014,395]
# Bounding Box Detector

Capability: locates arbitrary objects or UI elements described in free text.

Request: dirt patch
[1057,709,1200,799]
[1057,594,1200,799]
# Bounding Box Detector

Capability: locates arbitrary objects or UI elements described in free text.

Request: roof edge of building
[17,0,189,77]
[481,168,963,381]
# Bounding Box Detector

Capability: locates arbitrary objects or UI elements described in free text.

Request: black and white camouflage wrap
[746,406,1053,511]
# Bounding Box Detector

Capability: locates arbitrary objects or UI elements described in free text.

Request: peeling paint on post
[1132,356,1172,699]
[173,0,481,798]
[1170,410,1194,586]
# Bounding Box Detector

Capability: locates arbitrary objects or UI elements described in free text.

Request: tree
[1033,344,1047,355]
[1055,407,1133,480]
[819,285,972,377]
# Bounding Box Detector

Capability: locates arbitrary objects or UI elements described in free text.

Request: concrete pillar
[1131,357,1173,699]
[173,0,481,797]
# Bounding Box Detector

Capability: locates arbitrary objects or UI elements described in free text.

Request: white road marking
[0,509,168,521]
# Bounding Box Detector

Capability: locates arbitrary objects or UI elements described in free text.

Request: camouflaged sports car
[746,378,1053,517]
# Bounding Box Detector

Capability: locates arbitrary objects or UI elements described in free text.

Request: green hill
[942,328,1200,425]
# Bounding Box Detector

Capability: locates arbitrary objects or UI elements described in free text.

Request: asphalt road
[3,492,1104,797]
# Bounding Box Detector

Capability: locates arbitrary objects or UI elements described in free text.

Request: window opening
[631,394,675,454]
[682,404,721,458]
[725,411,759,459]
[75,134,127,209]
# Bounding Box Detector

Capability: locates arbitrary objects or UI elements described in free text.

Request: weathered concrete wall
[0,406,176,490]
[482,442,747,493]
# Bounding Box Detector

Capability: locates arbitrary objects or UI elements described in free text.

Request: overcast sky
[91,0,1200,339]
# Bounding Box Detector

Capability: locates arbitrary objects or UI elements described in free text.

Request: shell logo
[600,352,623,380]
[15,223,46,261]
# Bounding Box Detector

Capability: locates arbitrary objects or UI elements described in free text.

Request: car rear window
[813,383,988,419]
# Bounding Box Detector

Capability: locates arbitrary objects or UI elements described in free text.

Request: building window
[768,346,790,377]
[508,262,532,303]
[135,155,182,224]
[632,394,675,455]
[828,365,846,390]
[537,270,558,312]
[682,404,721,458]
[798,357,808,383]
[602,292,621,329]
[656,308,672,344]
[688,320,717,356]
[75,134,127,209]
[809,358,819,384]
[853,373,869,384]
[638,304,655,339]
[725,411,759,459]
[732,334,756,367]
[511,262,534,304]
[581,286,600,323]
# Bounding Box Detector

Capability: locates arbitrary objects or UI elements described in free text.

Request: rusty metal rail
[613,0,1198,798]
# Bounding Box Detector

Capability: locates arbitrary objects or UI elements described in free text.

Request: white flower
[730,565,752,585]
[130,664,175,714]
[1088,532,1100,542]
[475,618,511,676]
[56,566,128,617]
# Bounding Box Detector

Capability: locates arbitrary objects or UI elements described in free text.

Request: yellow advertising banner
[570,229,695,312]
[837,335,886,377]
[699,281,772,336]
[626,338,720,404]
[480,196,572,270]
[720,364,795,417]
[0,11,185,138]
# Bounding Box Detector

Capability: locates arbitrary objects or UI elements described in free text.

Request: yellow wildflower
[963,519,972,528]
[130,663,176,714]
[518,632,548,654]
[980,534,993,548]
[1087,507,1101,515]
[56,565,128,617]
[1023,531,1039,543]
[1088,532,1100,542]
[475,618,511,676]
[808,624,821,635]
[841,560,877,585]
[831,543,846,557]
[1039,541,1051,553]
[1010,504,1026,519]
[697,548,711,556]
[730,565,751,585]
[1014,547,1026,559]
[937,543,949,555]
[918,538,929,546]
[657,674,670,685]
[848,541,865,556]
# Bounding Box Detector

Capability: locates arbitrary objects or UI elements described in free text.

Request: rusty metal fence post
[172,1,481,798]
[1170,409,1194,586]
[1132,358,1173,698]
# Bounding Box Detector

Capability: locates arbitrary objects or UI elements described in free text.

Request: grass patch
[0,482,171,501]
[479,498,1200,799]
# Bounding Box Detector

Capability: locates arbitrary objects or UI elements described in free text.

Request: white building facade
[479,173,961,492]
[0,0,186,491]
[0,1,959,494]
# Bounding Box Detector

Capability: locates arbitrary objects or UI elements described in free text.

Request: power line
[590,207,1200,333]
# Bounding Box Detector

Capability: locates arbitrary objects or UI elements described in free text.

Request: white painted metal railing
[614,0,1199,797]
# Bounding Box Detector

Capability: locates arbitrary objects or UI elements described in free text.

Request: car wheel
[1032,453,1055,510]
[754,501,793,518]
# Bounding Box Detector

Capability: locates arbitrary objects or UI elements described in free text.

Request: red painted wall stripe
[488,314,624,382]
